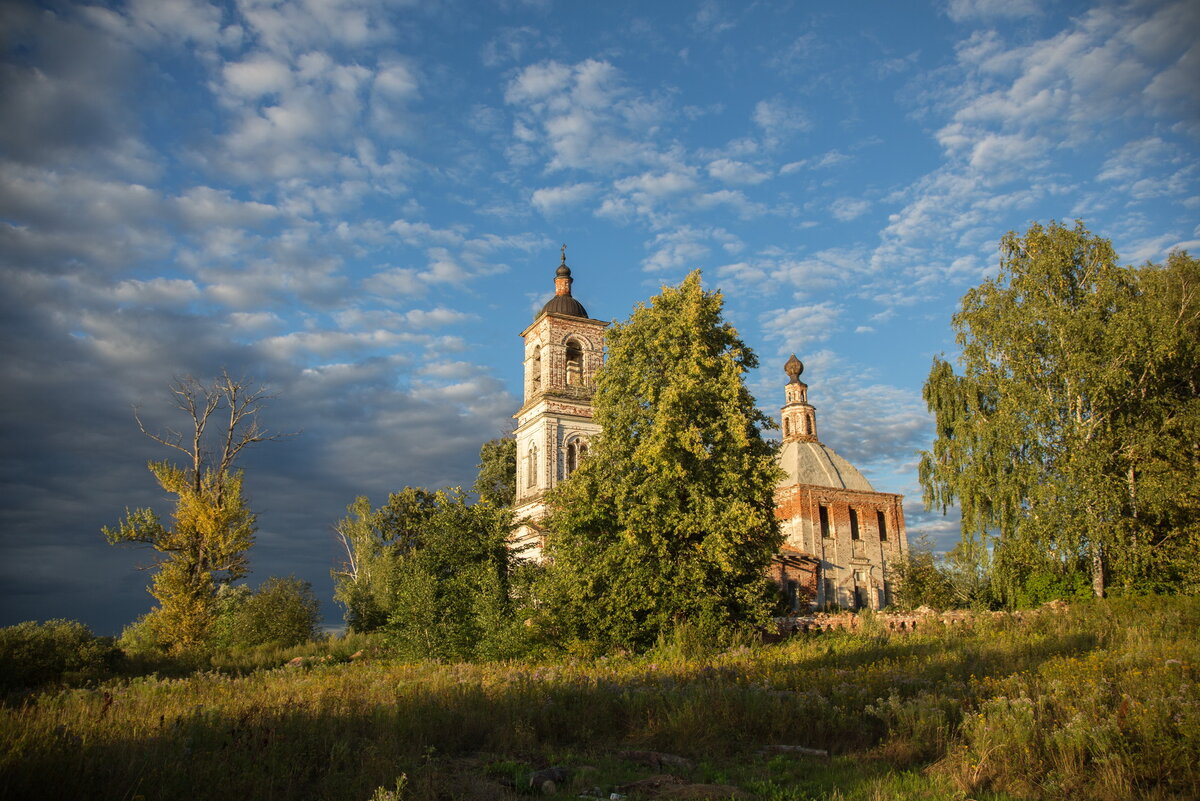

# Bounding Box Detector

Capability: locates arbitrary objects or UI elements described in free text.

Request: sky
[1,0,1197,635]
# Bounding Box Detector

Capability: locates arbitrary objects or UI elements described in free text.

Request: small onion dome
[784,353,804,383]
[541,249,588,317]
[540,293,589,318]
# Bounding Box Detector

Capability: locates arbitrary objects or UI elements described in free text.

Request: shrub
[0,619,120,689]
[210,577,321,650]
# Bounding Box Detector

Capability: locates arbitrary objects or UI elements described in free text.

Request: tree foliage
[209,576,321,650]
[332,488,527,659]
[919,221,1200,603]
[104,373,284,652]
[474,435,517,507]
[0,620,120,690]
[539,270,782,650]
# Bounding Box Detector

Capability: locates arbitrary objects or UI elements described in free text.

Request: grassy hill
[2,596,1197,800]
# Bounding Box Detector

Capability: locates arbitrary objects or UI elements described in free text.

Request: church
[509,254,909,611]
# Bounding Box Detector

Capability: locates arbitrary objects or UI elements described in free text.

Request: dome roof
[778,440,874,491]
[540,293,589,318]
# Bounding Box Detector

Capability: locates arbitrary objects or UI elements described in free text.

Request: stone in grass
[529,766,571,794]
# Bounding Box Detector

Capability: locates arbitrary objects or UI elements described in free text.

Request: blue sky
[1,0,1196,634]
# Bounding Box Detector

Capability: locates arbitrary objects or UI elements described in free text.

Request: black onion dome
[784,353,804,383]
[540,293,589,318]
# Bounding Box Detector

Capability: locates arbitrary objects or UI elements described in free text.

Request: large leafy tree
[540,270,782,649]
[919,221,1200,602]
[474,435,517,507]
[104,373,283,652]
[332,488,526,659]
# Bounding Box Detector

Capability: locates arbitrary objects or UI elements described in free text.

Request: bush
[210,577,321,650]
[0,619,120,690]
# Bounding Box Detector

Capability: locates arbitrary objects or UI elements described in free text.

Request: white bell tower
[511,247,607,558]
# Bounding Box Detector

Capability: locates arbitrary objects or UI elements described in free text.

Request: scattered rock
[529,766,571,793]
[349,650,364,660]
[758,744,828,758]
[618,750,694,770]
[285,656,308,668]
[616,774,687,794]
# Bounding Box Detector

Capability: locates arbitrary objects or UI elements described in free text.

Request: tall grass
[2,597,1196,800]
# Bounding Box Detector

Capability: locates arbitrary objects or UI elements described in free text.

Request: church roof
[538,247,589,318]
[540,293,589,318]
[777,439,875,492]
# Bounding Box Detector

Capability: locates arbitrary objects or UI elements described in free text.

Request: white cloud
[694,189,765,219]
[1098,137,1180,183]
[718,248,872,298]
[707,158,770,185]
[109,277,201,306]
[637,226,741,274]
[830,197,870,222]
[175,186,279,228]
[944,0,1040,23]
[390,220,466,248]
[124,0,225,45]
[760,302,843,354]
[531,183,598,214]
[504,58,668,172]
[223,55,292,99]
[753,98,811,144]
[809,150,851,170]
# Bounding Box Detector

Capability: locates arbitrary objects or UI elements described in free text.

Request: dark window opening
[819,505,831,538]
[531,347,542,392]
[849,508,860,540]
[565,340,583,385]
[877,510,887,541]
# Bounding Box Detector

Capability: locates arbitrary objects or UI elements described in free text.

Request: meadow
[2,597,1196,801]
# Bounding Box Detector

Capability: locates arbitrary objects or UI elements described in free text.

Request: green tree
[919,221,1200,602]
[539,270,782,650]
[0,620,120,690]
[332,488,525,658]
[890,538,955,611]
[210,576,321,650]
[332,495,397,633]
[474,435,517,507]
[104,373,284,652]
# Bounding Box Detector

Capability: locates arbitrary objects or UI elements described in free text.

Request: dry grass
[2,596,1196,800]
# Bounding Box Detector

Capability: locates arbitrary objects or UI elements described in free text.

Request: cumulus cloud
[531,182,598,214]
[641,226,741,273]
[753,98,812,144]
[504,58,668,172]
[830,197,870,222]
[873,1,1198,295]
[760,302,843,354]
[707,158,770,185]
[944,0,1040,23]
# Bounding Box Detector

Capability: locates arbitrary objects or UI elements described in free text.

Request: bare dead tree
[133,370,292,498]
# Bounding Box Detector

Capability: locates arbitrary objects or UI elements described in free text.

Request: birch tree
[919,222,1199,601]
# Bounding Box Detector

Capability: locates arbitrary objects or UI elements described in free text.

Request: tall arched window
[530,346,542,394]
[565,339,583,386]
[784,418,792,437]
[565,437,590,477]
[526,444,538,488]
